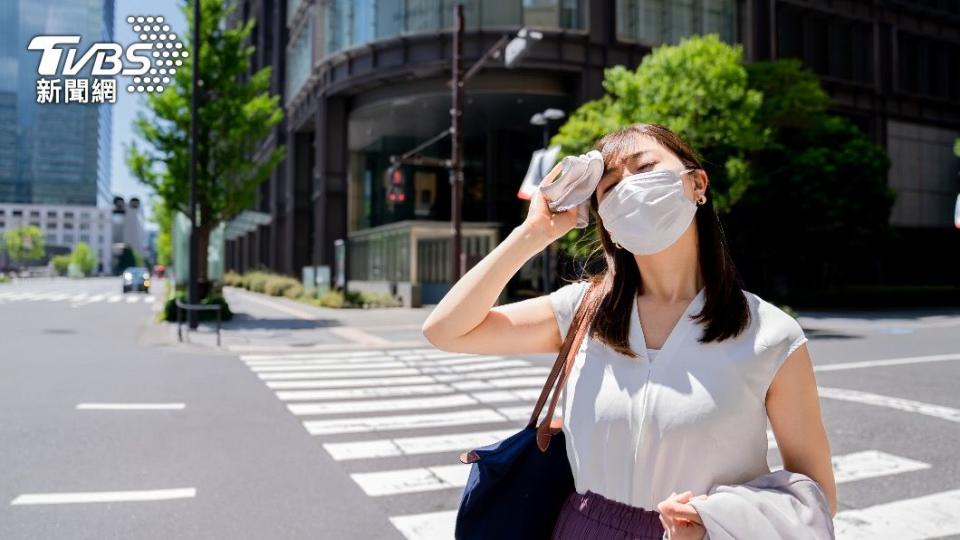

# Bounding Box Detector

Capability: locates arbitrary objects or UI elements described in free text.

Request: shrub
[51,254,71,276]
[244,271,270,293]
[283,283,304,299]
[163,292,234,323]
[263,275,301,297]
[223,271,243,287]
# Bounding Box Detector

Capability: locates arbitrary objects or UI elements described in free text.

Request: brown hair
[578,123,751,358]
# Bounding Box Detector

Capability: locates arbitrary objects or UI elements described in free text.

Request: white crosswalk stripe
[834,488,960,539]
[0,281,157,307]
[234,347,956,540]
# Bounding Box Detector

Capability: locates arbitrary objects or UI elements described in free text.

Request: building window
[29,221,40,227]
[12,210,22,217]
[48,222,58,229]
[64,222,74,230]
[286,12,313,101]
[897,31,960,100]
[47,211,57,218]
[64,211,74,218]
[80,234,90,243]
[79,223,90,231]
[887,120,960,228]
[776,4,873,85]
[46,234,57,244]
[616,0,736,46]
[63,234,75,243]
[29,210,40,218]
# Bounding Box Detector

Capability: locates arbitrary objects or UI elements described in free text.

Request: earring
[614,241,623,250]
[696,193,706,206]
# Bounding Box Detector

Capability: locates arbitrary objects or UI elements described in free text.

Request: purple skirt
[551,489,665,540]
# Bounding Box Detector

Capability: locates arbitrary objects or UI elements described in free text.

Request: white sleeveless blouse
[548,280,808,510]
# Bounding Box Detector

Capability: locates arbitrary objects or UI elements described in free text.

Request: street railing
[175,298,222,347]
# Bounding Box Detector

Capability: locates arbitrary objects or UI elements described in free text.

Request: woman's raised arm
[421,167,577,356]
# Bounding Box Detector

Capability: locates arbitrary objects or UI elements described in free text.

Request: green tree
[151,199,173,267]
[553,34,765,213]
[70,242,97,276]
[3,225,45,266]
[725,59,894,292]
[126,0,285,286]
[550,34,764,259]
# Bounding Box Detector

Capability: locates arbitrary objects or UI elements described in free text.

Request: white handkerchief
[539,150,604,229]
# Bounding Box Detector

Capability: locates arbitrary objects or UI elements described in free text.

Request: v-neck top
[548,280,808,510]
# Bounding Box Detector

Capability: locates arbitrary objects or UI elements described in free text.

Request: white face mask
[597,168,697,255]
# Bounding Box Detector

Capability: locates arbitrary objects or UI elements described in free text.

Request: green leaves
[125,0,285,237]
[3,225,45,263]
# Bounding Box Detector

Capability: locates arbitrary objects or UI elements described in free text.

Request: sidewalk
[159,286,433,353]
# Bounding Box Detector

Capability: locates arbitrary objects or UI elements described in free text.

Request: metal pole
[450,3,464,282]
[541,123,551,293]
[188,0,201,329]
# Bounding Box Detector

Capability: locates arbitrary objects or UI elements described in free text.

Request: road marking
[818,386,960,422]
[259,368,425,380]
[250,362,408,373]
[253,360,533,378]
[834,488,960,539]
[257,362,550,381]
[323,428,517,461]
[125,295,140,303]
[267,376,437,390]
[243,353,505,367]
[69,293,88,302]
[351,464,468,496]
[143,296,155,303]
[10,487,196,505]
[816,353,960,372]
[276,384,456,401]
[449,377,552,390]
[231,341,427,354]
[288,394,477,416]
[76,403,186,410]
[257,365,549,382]
[241,350,388,361]
[108,295,123,303]
[302,406,529,435]
[770,450,929,483]
[390,510,457,540]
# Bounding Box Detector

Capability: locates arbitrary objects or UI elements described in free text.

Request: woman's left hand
[657,490,708,540]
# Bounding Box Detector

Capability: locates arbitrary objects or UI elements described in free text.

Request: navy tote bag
[454,281,602,540]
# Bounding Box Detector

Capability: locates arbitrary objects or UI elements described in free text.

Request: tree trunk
[196,221,216,298]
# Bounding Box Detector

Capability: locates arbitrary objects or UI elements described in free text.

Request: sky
[110,0,186,227]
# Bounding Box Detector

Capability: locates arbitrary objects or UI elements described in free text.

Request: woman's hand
[657,491,708,540]
[519,162,579,248]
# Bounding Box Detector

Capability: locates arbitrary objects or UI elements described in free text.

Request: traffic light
[386,166,406,203]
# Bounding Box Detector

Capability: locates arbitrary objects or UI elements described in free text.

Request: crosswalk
[0,289,154,306]
[236,347,960,540]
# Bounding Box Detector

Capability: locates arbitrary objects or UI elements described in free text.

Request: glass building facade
[616,0,737,45]
[0,0,114,207]
[286,0,587,102]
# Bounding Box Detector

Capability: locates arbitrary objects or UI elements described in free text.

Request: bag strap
[529,280,602,452]
[457,281,602,465]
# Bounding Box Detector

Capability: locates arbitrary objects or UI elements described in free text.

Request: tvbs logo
[28,15,187,104]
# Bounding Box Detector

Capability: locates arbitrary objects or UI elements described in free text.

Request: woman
[422,123,837,539]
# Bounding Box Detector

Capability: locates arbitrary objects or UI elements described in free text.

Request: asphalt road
[1,277,959,539]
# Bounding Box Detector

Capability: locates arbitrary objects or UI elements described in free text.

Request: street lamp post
[530,108,565,293]
[387,8,541,284]
[188,0,201,329]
